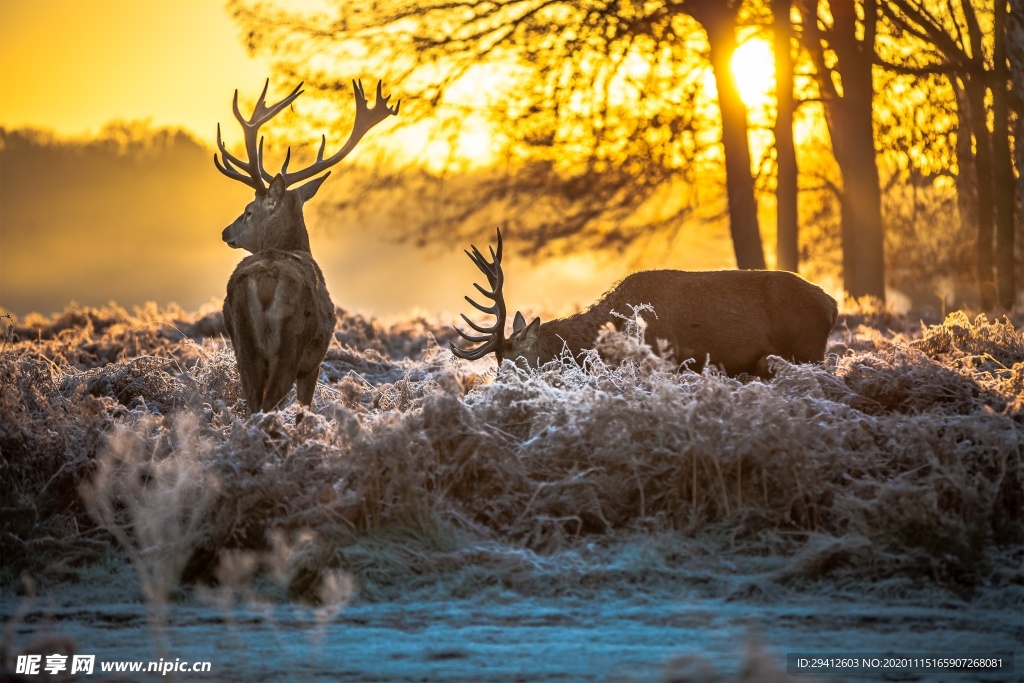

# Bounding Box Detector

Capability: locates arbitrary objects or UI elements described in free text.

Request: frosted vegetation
[1,302,1021,678]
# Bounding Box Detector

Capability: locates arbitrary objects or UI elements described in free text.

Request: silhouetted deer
[451,229,837,375]
[215,80,398,413]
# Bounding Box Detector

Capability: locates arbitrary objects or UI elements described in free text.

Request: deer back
[224,249,335,377]
[221,174,337,410]
[525,270,837,374]
[223,245,335,413]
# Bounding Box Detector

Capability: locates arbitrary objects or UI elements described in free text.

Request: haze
[1,0,681,319]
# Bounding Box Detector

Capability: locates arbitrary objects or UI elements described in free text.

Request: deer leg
[241,364,267,414]
[259,324,302,412]
[754,355,772,379]
[295,364,320,408]
[790,338,830,364]
[260,358,299,412]
[293,365,321,426]
[227,305,268,414]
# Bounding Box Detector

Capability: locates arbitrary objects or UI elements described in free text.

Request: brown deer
[215,79,398,413]
[451,229,838,376]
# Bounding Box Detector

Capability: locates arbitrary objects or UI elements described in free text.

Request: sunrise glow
[730,38,776,110]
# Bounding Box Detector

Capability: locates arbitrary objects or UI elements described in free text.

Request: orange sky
[0,0,737,319]
[0,0,277,142]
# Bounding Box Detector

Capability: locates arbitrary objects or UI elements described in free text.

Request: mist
[0,124,728,321]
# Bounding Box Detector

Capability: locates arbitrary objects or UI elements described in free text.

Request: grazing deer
[450,229,838,376]
[215,80,398,413]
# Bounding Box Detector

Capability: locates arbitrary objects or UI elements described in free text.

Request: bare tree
[230,0,767,267]
[798,0,887,302]
[687,0,767,269]
[880,0,1017,309]
[992,0,1018,308]
[773,0,800,272]
[1010,0,1024,302]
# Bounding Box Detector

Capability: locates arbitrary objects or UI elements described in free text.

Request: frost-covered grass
[1,301,1021,609]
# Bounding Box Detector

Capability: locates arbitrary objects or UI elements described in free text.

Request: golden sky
[0,0,739,319]
[0,0,276,142]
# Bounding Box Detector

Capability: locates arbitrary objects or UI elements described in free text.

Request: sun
[730,38,776,109]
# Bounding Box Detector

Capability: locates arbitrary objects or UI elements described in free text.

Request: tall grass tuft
[80,410,217,655]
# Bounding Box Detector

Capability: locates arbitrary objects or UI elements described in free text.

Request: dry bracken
[1,303,1020,600]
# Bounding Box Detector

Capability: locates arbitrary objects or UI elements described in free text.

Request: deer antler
[215,80,303,194]
[215,79,399,194]
[278,80,399,187]
[451,228,507,361]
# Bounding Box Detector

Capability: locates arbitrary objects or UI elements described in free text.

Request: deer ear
[520,317,542,344]
[295,172,331,204]
[513,311,527,333]
[267,174,288,205]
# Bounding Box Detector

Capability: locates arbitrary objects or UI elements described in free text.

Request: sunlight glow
[730,39,776,109]
[0,2,275,143]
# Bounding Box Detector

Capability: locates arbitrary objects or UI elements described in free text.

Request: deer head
[215,80,399,254]
[450,228,547,365]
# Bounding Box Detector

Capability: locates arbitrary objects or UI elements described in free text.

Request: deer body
[222,177,336,411]
[215,80,397,413]
[224,251,334,410]
[451,230,837,375]
[510,269,838,374]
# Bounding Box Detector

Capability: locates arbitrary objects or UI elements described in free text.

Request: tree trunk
[688,0,767,270]
[994,0,1018,309]
[1010,0,1024,308]
[828,0,886,301]
[964,77,998,309]
[1004,0,1024,79]
[958,0,999,309]
[953,82,980,288]
[773,0,800,272]
[798,0,886,301]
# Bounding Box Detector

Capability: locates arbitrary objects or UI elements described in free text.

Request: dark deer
[216,80,398,413]
[451,229,838,375]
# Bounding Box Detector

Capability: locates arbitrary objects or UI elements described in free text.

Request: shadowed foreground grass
[2,301,1020,603]
[1,301,1021,680]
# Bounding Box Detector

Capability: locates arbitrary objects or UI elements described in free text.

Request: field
[1,302,1021,681]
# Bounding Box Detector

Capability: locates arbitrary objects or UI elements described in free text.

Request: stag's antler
[451,228,507,361]
[215,79,399,194]
[277,80,399,187]
[215,80,303,194]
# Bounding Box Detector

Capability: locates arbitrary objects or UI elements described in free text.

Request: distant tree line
[0,124,242,316]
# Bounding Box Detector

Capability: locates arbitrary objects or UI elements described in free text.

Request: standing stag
[451,229,838,376]
[216,79,398,413]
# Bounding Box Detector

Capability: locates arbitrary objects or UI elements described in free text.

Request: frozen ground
[4,569,1020,682]
[2,305,1022,682]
